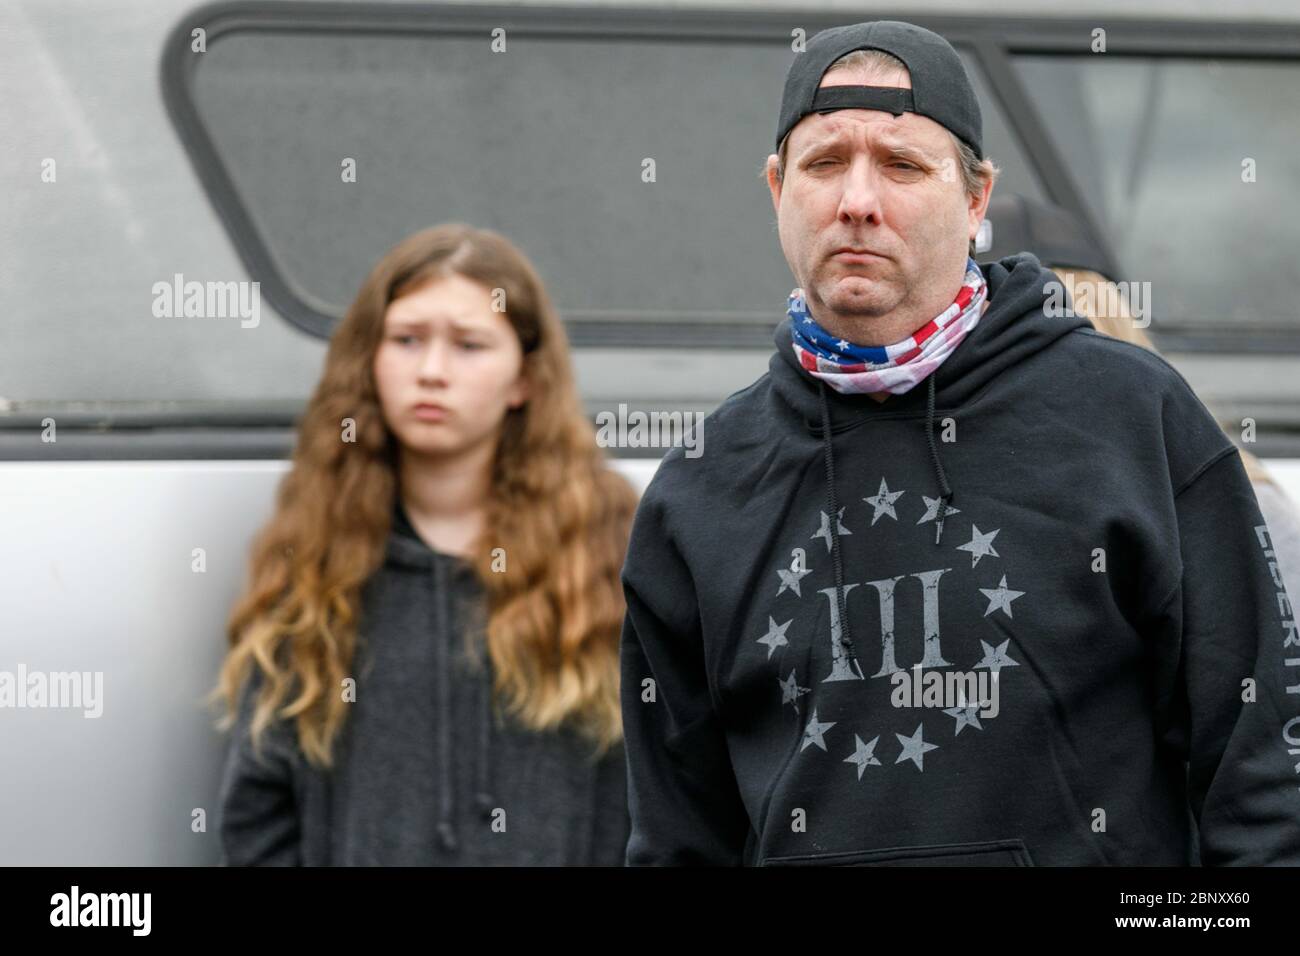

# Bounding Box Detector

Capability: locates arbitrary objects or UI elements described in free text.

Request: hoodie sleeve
[619,474,753,865]
[1150,446,1300,864]
[216,668,303,866]
[1252,480,1300,607]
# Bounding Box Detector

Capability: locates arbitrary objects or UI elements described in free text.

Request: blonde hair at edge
[1050,266,1272,487]
[211,224,639,768]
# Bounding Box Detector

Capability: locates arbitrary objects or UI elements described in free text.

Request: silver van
[2,0,1298,864]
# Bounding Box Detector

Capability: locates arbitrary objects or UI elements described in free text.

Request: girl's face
[373,273,528,460]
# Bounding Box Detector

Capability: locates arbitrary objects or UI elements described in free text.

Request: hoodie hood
[770,253,1090,430]
[768,252,1089,678]
[384,502,495,854]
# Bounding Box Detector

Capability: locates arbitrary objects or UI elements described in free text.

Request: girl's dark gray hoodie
[216,502,631,866]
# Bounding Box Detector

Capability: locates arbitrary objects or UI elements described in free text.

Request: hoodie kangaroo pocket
[760,838,1035,866]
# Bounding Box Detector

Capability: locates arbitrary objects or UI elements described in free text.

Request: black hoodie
[619,253,1300,866]
[217,500,631,865]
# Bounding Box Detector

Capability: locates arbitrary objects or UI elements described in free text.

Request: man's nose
[837,155,884,224]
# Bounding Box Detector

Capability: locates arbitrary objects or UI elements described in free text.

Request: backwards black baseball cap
[775,20,983,159]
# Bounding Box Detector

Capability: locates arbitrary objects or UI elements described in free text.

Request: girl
[212,223,638,865]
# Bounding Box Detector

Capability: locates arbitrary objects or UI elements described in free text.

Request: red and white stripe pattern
[790,258,988,395]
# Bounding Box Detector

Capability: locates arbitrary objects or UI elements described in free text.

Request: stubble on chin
[809,269,900,330]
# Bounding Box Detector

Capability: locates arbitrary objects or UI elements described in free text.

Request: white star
[801,710,836,752]
[864,477,906,525]
[974,639,1020,674]
[916,494,961,525]
[779,669,811,709]
[836,338,850,350]
[776,564,812,598]
[811,507,852,552]
[894,724,939,771]
[756,616,793,659]
[956,524,1000,567]
[844,734,881,780]
[943,703,985,735]
[979,574,1025,618]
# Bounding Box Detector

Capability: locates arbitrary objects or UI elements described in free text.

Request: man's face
[766,66,989,333]
[373,273,528,460]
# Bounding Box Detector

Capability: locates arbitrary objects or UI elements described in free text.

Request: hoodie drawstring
[923,372,955,546]
[817,380,858,667]
[432,555,497,853]
[815,373,954,671]
[433,556,457,852]
[474,667,495,819]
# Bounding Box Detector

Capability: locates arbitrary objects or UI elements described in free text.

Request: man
[618,20,1300,865]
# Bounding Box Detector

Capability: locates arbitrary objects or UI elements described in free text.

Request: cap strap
[810,85,914,117]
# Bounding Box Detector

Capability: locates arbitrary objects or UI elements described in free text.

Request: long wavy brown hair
[212,223,638,768]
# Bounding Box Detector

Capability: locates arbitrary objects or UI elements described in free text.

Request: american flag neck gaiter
[789,257,988,396]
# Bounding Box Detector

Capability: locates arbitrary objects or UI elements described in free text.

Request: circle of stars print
[758,473,1025,778]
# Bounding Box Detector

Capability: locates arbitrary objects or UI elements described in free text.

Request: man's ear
[765,154,782,216]
[968,172,994,243]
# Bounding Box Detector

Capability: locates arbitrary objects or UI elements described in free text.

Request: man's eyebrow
[796,131,847,157]
[797,132,937,164]
[881,142,937,163]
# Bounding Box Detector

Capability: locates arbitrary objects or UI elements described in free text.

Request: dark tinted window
[177,10,1047,342]
[1016,54,1300,336]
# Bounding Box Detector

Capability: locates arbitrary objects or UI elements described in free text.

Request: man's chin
[816,278,897,318]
